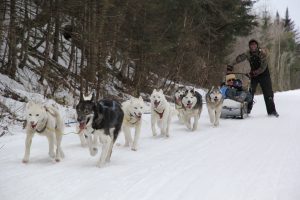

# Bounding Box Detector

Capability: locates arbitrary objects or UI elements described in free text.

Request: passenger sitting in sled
[220,74,252,103]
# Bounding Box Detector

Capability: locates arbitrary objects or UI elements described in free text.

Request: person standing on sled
[227,39,279,117]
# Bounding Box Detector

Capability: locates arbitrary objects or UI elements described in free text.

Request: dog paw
[22,159,29,163]
[55,158,61,162]
[49,152,55,158]
[96,162,105,168]
[90,147,98,156]
[131,147,137,151]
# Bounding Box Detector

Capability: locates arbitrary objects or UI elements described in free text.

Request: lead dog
[121,96,145,151]
[23,102,64,163]
[150,89,172,137]
[205,86,223,127]
[181,89,203,131]
[76,93,124,168]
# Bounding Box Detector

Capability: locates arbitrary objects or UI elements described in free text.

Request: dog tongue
[187,104,192,109]
[79,122,86,130]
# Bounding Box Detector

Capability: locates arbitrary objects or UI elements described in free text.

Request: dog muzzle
[154,101,160,108]
[30,122,37,129]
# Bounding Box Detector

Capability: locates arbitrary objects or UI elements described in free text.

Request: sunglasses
[227,79,235,82]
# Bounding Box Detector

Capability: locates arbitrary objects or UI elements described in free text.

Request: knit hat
[226,74,236,82]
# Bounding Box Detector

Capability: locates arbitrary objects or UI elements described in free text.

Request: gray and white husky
[76,93,124,168]
[181,89,203,131]
[205,86,223,127]
[174,86,186,123]
[121,96,145,151]
[23,102,65,163]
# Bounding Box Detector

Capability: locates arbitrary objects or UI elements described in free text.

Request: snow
[1,90,300,200]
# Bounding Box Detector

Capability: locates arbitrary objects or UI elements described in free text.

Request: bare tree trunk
[39,0,53,85]
[7,0,17,78]
[52,0,60,62]
[19,0,30,69]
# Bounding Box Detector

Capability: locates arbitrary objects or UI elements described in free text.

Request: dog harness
[35,118,48,134]
[154,109,165,119]
[126,112,141,125]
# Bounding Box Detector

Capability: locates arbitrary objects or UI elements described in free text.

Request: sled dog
[205,86,223,127]
[23,102,64,163]
[181,89,203,131]
[174,86,186,123]
[150,89,172,137]
[121,96,145,151]
[76,93,124,168]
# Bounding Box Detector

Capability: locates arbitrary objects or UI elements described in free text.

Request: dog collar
[154,109,165,119]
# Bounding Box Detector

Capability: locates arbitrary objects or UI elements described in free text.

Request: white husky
[23,102,64,163]
[150,89,172,137]
[205,86,223,127]
[122,96,145,151]
[181,89,203,131]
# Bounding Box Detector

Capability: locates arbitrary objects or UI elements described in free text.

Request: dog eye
[140,107,143,109]
[29,114,32,116]
[36,114,39,116]
[134,107,137,109]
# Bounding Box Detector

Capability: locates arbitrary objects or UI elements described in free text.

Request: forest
[0,0,299,103]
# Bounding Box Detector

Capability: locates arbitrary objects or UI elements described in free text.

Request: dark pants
[248,68,277,114]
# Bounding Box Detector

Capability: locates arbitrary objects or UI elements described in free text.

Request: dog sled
[220,73,251,119]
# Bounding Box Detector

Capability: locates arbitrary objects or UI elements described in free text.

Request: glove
[226,64,234,73]
[250,70,259,78]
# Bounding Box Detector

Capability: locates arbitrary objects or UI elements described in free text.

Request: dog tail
[46,105,64,133]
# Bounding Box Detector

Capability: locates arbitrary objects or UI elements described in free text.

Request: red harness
[154,109,165,119]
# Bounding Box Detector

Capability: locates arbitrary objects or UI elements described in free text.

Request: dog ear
[26,101,34,109]
[139,96,143,102]
[130,97,134,103]
[159,89,163,94]
[191,88,195,94]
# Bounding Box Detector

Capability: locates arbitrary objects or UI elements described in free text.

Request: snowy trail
[1,90,300,200]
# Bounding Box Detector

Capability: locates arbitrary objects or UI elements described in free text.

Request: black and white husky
[181,89,203,131]
[76,93,124,168]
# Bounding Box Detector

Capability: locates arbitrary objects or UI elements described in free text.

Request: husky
[121,96,145,151]
[205,86,224,127]
[174,86,186,123]
[23,102,65,163]
[150,89,173,137]
[76,93,124,168]
[181,89,203,131]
